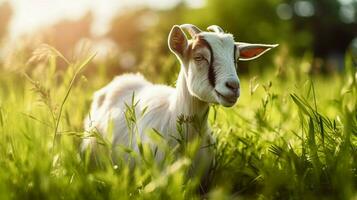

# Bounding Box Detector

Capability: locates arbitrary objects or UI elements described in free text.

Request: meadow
[0,45,356,200]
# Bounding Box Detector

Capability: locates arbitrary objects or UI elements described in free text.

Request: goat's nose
[225,81,240,93]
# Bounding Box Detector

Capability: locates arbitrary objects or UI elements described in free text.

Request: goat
[82,24,278,168]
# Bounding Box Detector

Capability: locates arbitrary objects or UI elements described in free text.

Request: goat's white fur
[82,72,210,154]
[82,24,277,166]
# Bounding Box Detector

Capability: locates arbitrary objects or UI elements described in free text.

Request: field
[0,46,356,200]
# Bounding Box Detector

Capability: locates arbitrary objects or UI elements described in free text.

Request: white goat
[82,24,277,166]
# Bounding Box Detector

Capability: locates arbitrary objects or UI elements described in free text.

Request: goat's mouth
[214,90,238,106]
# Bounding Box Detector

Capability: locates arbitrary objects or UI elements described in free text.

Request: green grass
[0,46,356,200]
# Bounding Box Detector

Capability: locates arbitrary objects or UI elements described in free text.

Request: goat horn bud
[180,24,202,38]
[207,25,224,33]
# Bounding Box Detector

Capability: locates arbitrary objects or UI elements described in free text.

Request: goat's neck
[173,68,209,134]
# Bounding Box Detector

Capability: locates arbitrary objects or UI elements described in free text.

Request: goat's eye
[194,55,204,62]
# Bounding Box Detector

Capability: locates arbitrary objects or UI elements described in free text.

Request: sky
[6,0,204,38]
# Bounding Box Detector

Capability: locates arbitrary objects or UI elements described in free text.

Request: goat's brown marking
[185,43,193,61]
[191,35,216,87]
[234,44,237,64]
[192,35,210,50]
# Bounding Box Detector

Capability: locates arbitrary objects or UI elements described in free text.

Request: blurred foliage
[42,13,93,60]
[0,2,12,44]
[0,0,356,79]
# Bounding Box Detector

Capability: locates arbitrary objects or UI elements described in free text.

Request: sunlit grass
[0,46,355,199]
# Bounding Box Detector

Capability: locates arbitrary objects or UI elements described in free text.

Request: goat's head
[168,24,278,107]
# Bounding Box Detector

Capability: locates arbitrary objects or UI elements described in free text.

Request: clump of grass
[26,44,96,152]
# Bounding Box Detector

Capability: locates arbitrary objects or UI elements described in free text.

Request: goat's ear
[168,25,188,59]
[236,42,278,61]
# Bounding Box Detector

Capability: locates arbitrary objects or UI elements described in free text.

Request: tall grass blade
[52,52,96,150]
